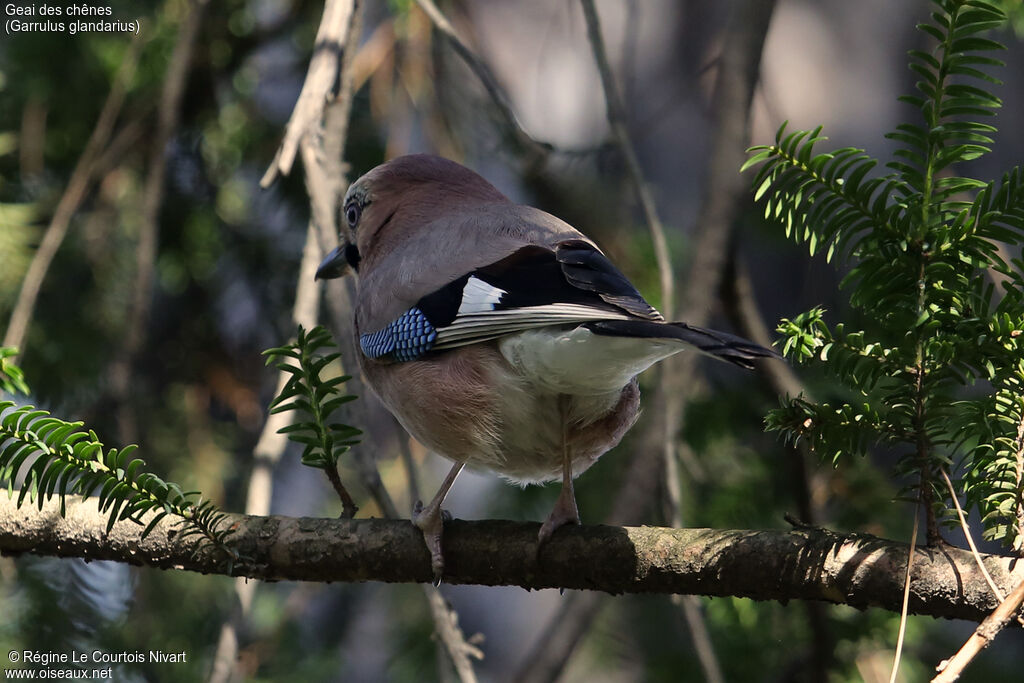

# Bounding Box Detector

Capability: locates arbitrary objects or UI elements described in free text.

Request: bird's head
[315,154,508,280]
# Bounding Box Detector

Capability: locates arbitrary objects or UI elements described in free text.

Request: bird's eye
[345,203,361,228]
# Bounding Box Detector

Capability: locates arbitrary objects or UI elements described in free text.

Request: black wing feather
[555,240,663,320]
[405,242,664,351]
[478,245,596,309]
[415,242,660,322]
[416,273,470,327]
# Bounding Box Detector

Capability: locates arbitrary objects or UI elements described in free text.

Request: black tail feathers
[585,320,781,370]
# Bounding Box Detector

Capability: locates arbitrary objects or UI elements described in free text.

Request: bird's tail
[585,320,780,370]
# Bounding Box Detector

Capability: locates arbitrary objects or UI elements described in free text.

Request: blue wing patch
[359,307,438,362]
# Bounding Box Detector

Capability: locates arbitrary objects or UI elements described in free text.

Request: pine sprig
[263,325,361,518]
[747,0,1024,548]
[0,347,29,396]
[0,400,234,551]
[742,128,906,264]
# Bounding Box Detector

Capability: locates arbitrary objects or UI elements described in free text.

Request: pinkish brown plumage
[361,340,641,484]
[316,154,777,580]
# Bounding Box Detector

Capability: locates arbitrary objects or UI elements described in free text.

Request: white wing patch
[457,276,506,315]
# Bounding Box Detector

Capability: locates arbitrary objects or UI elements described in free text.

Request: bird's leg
[538,395,581,546]
[413,460,465,583]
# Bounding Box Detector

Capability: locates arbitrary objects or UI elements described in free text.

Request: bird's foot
[537,488,581,548]
[413,499,450,584]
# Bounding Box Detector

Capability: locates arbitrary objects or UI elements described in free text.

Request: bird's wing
[359,240,663,361]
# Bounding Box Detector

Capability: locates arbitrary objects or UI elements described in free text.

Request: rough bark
[1,497,1021,624]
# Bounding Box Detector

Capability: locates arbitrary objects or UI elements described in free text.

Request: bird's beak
[315,245,351,280]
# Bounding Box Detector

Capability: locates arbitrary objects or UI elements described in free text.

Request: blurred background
[2,0,1023,681]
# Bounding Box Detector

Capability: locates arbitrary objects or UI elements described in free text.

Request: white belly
[468,326,672,484]
[498,326,681,395]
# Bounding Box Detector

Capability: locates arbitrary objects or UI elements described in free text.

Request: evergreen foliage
[0,379,232,549]
[0,346,29,395]
[0,323,361,566]
[745,0,1024,549]
[263,325,361,472]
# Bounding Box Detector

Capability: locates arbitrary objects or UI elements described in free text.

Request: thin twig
[18,97,47,179]
[350,17,397,93]
[211,2,360,679]
[1014,409,1024,554]
[334,364,479,678]
[129,0,204,349]
[424,587,484,683]
[579,0,673,318]
[412,0,549,164]
[3,33,143,354]
[670,595,726,683]
[111,0,207,444]
[931,578,1024,682]
[663,446,725,683]
[512,593,606,683]
[680,0,774,325]
[723,254,824,519]
[261,0,358,187]
[346,417,478,679]
[939,468,1005,601]
[724,252,835,677]
[399,436,422,509]
[889,505,921,683]
[580,5,722,678]
[90,116,150,179]
[326,464,359,519]
[724,254,805,397]
[517,3,777,679]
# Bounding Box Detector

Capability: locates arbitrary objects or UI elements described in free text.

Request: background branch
[3,34,143,355]
[933,579,1024,682]
[580,0,674,318]
[207,222,326,683]
[578,2,723,679]
[260,0,358,187]
[413,0,550,165]
[110,0,208,444]
[516,3,777,680]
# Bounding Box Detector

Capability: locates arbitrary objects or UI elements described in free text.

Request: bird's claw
[413,500,448,583]
[537,492,581,550]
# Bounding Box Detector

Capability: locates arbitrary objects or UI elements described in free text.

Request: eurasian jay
[315,154,776,579]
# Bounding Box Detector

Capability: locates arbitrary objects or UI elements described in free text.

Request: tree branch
[933,579,1024,682]
[519,1,777,680]
[412,0,550,165]
[580,0,674,318]
[2,497,1023,625]
[110,0,208,444]
[213,3,372,680]
[260,0,358,187]
[3,33,143,354]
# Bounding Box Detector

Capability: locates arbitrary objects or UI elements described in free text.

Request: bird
[315,154,778,580]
